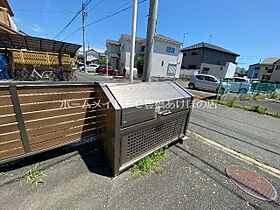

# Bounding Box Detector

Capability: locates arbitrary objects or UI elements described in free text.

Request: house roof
[86,48,104,54]
[106,39,121,46]
[155,34,182,45]
[181,42,239,56]
[0,0,14,16]
[120,34,182,45]
[260,57,280,65]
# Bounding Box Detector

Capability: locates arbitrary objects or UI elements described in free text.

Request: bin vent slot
[125,115,185,163]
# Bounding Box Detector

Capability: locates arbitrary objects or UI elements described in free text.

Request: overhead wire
[53,0,93,39]
[61,0,147,42]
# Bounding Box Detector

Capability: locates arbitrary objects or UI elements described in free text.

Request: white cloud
[31,24,42,33]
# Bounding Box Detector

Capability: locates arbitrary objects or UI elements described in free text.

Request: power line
[53,0,93,40]
[61,0,147,42]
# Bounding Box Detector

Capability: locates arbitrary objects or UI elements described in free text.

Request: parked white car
[228,77,251,93]
[79,64,100,73]
[189,74,230,93]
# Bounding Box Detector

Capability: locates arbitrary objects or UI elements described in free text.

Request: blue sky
[10,0,280,68]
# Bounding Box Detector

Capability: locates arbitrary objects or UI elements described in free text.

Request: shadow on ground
[0,138,112,179]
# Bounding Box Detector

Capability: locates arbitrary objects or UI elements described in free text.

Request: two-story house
[181,42,239,79]
[247,63,260,79]
[258,57,280,82]
[106,34,183,78]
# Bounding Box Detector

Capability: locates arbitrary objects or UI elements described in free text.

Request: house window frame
[166,46,175,54]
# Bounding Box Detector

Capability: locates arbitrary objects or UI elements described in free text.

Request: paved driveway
[189,101,280,169]
[1,137,279,209]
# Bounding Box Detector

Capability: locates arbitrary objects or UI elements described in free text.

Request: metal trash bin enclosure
[96,82,193,176]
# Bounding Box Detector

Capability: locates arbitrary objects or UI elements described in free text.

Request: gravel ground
[0,136,279,209]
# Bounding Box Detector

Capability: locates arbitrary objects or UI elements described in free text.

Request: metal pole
[143,0,158,82]
[129,0,138,83]
[82,1,87,73]
[106,54,108,76]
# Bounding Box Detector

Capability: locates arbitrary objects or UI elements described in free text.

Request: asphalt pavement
[235,99,280,114]
[1,136,279,209]
[189,101,280,170]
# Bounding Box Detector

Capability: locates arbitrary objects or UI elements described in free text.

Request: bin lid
[106,82,192,108]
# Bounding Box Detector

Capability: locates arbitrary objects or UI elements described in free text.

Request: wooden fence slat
[27,117,97,138]
[0,89,11,96]
[17,86,95,95]
[0,123,19,134]
[25,111,97,129]
[30,129,96,152]
[0,147,25,161]
[23,107,96,122]
[0,140,23,152]
[0,106,15,115]
[19,92,95,104]
[0,132,21,143]
[21,98,95,113]
[29,123,96,144]
[0,96,13,106]
[0,115,17,125]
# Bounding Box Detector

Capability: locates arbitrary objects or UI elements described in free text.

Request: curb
[187,130,280,179]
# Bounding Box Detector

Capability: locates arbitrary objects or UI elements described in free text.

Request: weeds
[132,145,168,177]
[267,92,279,99]
[250,105,268,114]
[1,172,8,176]
[19,163,46,188]
[273,113,280,118]
[227,98,235,107]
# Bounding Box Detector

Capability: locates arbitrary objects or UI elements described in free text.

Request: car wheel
[189,83,195,89]
[113,72,118,76]
[238,88,247,94]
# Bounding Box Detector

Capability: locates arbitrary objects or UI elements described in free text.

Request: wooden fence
[0,82,99,163]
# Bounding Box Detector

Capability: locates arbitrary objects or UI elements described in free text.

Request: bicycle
[29,65,56,81]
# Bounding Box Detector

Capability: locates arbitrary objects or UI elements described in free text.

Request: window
[201,67,210,73]
[141,46,145,52]
[217,60,221,65]
[166,46,175,54]
[196,75,204,80]
[233,78,246,83]
[161,61,164,66]
[265,67,268,70]
[188,65,196,69]
[191,52,199,56]
[122,45,125,51]
[276,65,280,70]
[205,76,217,82]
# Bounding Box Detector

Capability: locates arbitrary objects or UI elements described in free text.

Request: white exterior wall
[107,44,120,54]
[150,41,182,78]
[109,35,182,77]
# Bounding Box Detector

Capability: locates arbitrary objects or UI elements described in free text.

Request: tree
[77,55,84,62]
[136,56,144,75]
[98,59,106,66]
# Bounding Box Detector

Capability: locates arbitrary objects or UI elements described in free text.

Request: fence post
[9,84,31,153]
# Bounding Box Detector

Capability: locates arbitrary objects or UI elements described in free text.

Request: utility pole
[82,1,87,73]
[106,53,108,76]
[143,0,158,82]
[88,42,90,51]
[182,32,189,47]
[129,0,138,83]
[208,34,212,44]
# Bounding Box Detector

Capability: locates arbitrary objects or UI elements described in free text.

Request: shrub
[250,105,268,114]
[227,98,235,107]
